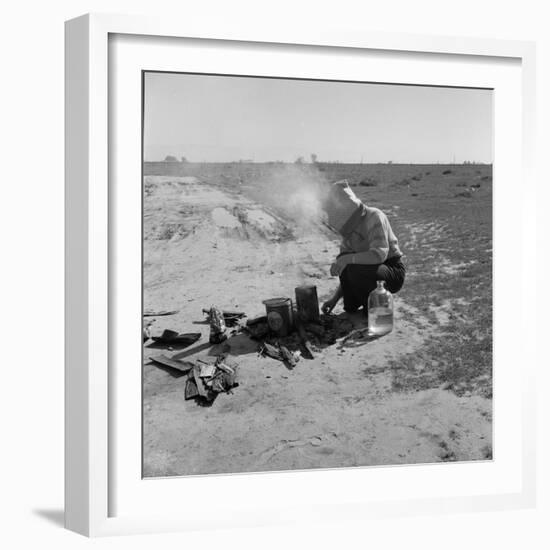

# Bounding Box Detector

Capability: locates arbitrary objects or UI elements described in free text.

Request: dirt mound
[145,177,300,243]
[211,206,294,242]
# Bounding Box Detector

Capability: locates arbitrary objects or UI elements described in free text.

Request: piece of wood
[296,319,315,360]
[261,342,282,360]
[216,362,235,375]
[199,363,216,378]
[149,354,195,373]
[192,365,212,400]
[280,345,299,369]
[184,378,199,400]
[143,309,178,317]
[151,332,201,345]
[203,309,246,328]
[301,340,315,360]
[202,308,245,316]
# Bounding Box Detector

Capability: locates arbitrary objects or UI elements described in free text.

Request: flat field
[143,162,493,476]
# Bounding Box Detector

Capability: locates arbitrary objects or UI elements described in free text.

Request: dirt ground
[143,166,492,477]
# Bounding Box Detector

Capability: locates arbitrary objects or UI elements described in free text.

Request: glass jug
[367,280,394,336]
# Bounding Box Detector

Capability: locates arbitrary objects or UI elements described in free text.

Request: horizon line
[144,160,493,166]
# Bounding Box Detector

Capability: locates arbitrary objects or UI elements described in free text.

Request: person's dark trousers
[339,255,406,312]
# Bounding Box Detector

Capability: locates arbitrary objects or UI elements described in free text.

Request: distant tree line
[164,155,188,162]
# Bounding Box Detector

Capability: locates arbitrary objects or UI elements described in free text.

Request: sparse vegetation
[143,161,493,475]
[143,164,493,399]
[359,177,378,186]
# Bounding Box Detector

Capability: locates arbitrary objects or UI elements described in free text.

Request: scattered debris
[143,320,154,342]
[341,327,371,345]
[208,306,228,344]
[295,318,315,360]
[280,345,300,369]
[259,342,300,369]
[184,377,199,400]
[259,342,283,361]
[149,354,195,373]
[246,315,267,326]
[199,363,217,378]
[191,364,212,400]
[158,328,178,340]
[151,331,201,346]
[215,361,235,375]
[243,316,269,340]
[143,309,179,317]
[209,371,238,393]
[185,355,239,403]
[202,308,246,327]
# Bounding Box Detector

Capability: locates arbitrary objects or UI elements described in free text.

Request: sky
[144,72,493,164]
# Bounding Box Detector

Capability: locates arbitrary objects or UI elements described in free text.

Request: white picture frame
[65,13,537,537]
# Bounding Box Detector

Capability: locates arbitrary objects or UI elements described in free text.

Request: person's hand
[322,297,337,315]
[329,262,342,276]
[329,255,350,277]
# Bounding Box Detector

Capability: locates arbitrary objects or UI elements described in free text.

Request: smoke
[249,164,331,231]
[242,164,338,288]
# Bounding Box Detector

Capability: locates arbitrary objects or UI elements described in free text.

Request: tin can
[294,285,320,322]
[262,297,293,336]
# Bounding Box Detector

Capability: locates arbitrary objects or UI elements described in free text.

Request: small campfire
[144,285,369,406]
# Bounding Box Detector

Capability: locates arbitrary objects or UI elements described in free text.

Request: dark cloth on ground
[339,255,406,312]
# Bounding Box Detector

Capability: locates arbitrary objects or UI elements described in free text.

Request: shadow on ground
[33,509,64,528]
[148,310,382,373]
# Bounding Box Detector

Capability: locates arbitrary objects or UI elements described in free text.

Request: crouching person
[321,180,405,315]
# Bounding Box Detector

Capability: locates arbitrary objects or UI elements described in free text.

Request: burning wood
[258,342,300,369]
[295,318,315,360]
[279,345,299,369]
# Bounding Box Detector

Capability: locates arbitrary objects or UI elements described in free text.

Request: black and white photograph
[142,71,493,477]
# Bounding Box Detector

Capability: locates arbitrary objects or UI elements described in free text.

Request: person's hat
[325,180,361,232]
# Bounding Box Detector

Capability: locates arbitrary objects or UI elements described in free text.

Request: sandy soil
[143,176,492,477]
